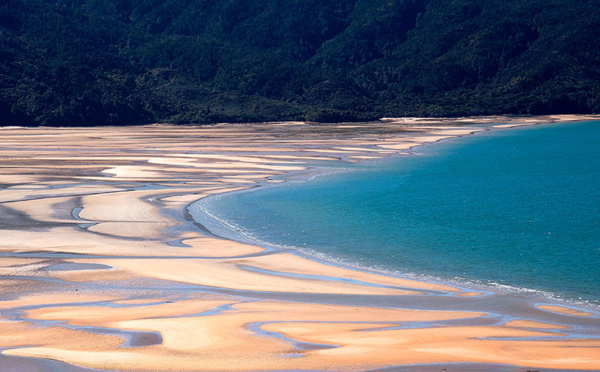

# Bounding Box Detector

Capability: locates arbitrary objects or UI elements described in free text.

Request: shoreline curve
[0,115,599,371]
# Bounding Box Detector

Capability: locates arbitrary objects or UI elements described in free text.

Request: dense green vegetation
[1,0,600,126]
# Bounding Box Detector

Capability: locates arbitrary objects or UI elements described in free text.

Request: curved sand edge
[1,115,599,371]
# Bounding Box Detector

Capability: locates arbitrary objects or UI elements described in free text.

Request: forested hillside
[1,0,600,126]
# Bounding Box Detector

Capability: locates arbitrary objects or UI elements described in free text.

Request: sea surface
[192,121,600,306]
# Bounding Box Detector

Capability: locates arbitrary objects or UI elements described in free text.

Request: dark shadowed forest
[1,0,600,126]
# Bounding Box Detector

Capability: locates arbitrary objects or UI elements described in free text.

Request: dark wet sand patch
[43,263,113,271]
[0,353,101,372]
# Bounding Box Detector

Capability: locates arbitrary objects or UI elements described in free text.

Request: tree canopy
[1,0,599,126]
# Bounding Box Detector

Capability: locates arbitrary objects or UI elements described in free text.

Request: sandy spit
[1,115,599,371]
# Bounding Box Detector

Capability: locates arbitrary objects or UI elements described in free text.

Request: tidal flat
[1,115,599,371]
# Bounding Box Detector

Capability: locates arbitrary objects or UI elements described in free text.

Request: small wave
[271,244,600,310]
[190,195,292,251]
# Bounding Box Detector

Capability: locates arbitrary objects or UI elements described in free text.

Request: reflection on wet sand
[1,116,599,371]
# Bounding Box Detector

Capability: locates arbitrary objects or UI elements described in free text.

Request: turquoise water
[194,121,600,304]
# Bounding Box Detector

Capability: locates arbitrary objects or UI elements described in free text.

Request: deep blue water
[193,121,600,305]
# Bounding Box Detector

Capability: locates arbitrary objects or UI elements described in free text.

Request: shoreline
[0,115,599,371]
[188,117,599,310]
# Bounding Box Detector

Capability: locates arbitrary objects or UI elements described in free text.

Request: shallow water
[193,121,600,305]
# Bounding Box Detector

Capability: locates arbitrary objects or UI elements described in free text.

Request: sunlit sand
[1,115,599,371]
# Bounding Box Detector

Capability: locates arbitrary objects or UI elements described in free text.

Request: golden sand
[1,115,599,371]
[538,305,594,317]
[504,319,571,329]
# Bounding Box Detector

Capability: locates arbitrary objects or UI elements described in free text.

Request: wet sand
[1,115,600,371]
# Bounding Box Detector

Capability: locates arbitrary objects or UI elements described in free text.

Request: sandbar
[1,115,599,371]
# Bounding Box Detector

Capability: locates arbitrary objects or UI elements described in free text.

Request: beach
[1,115,599,371]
